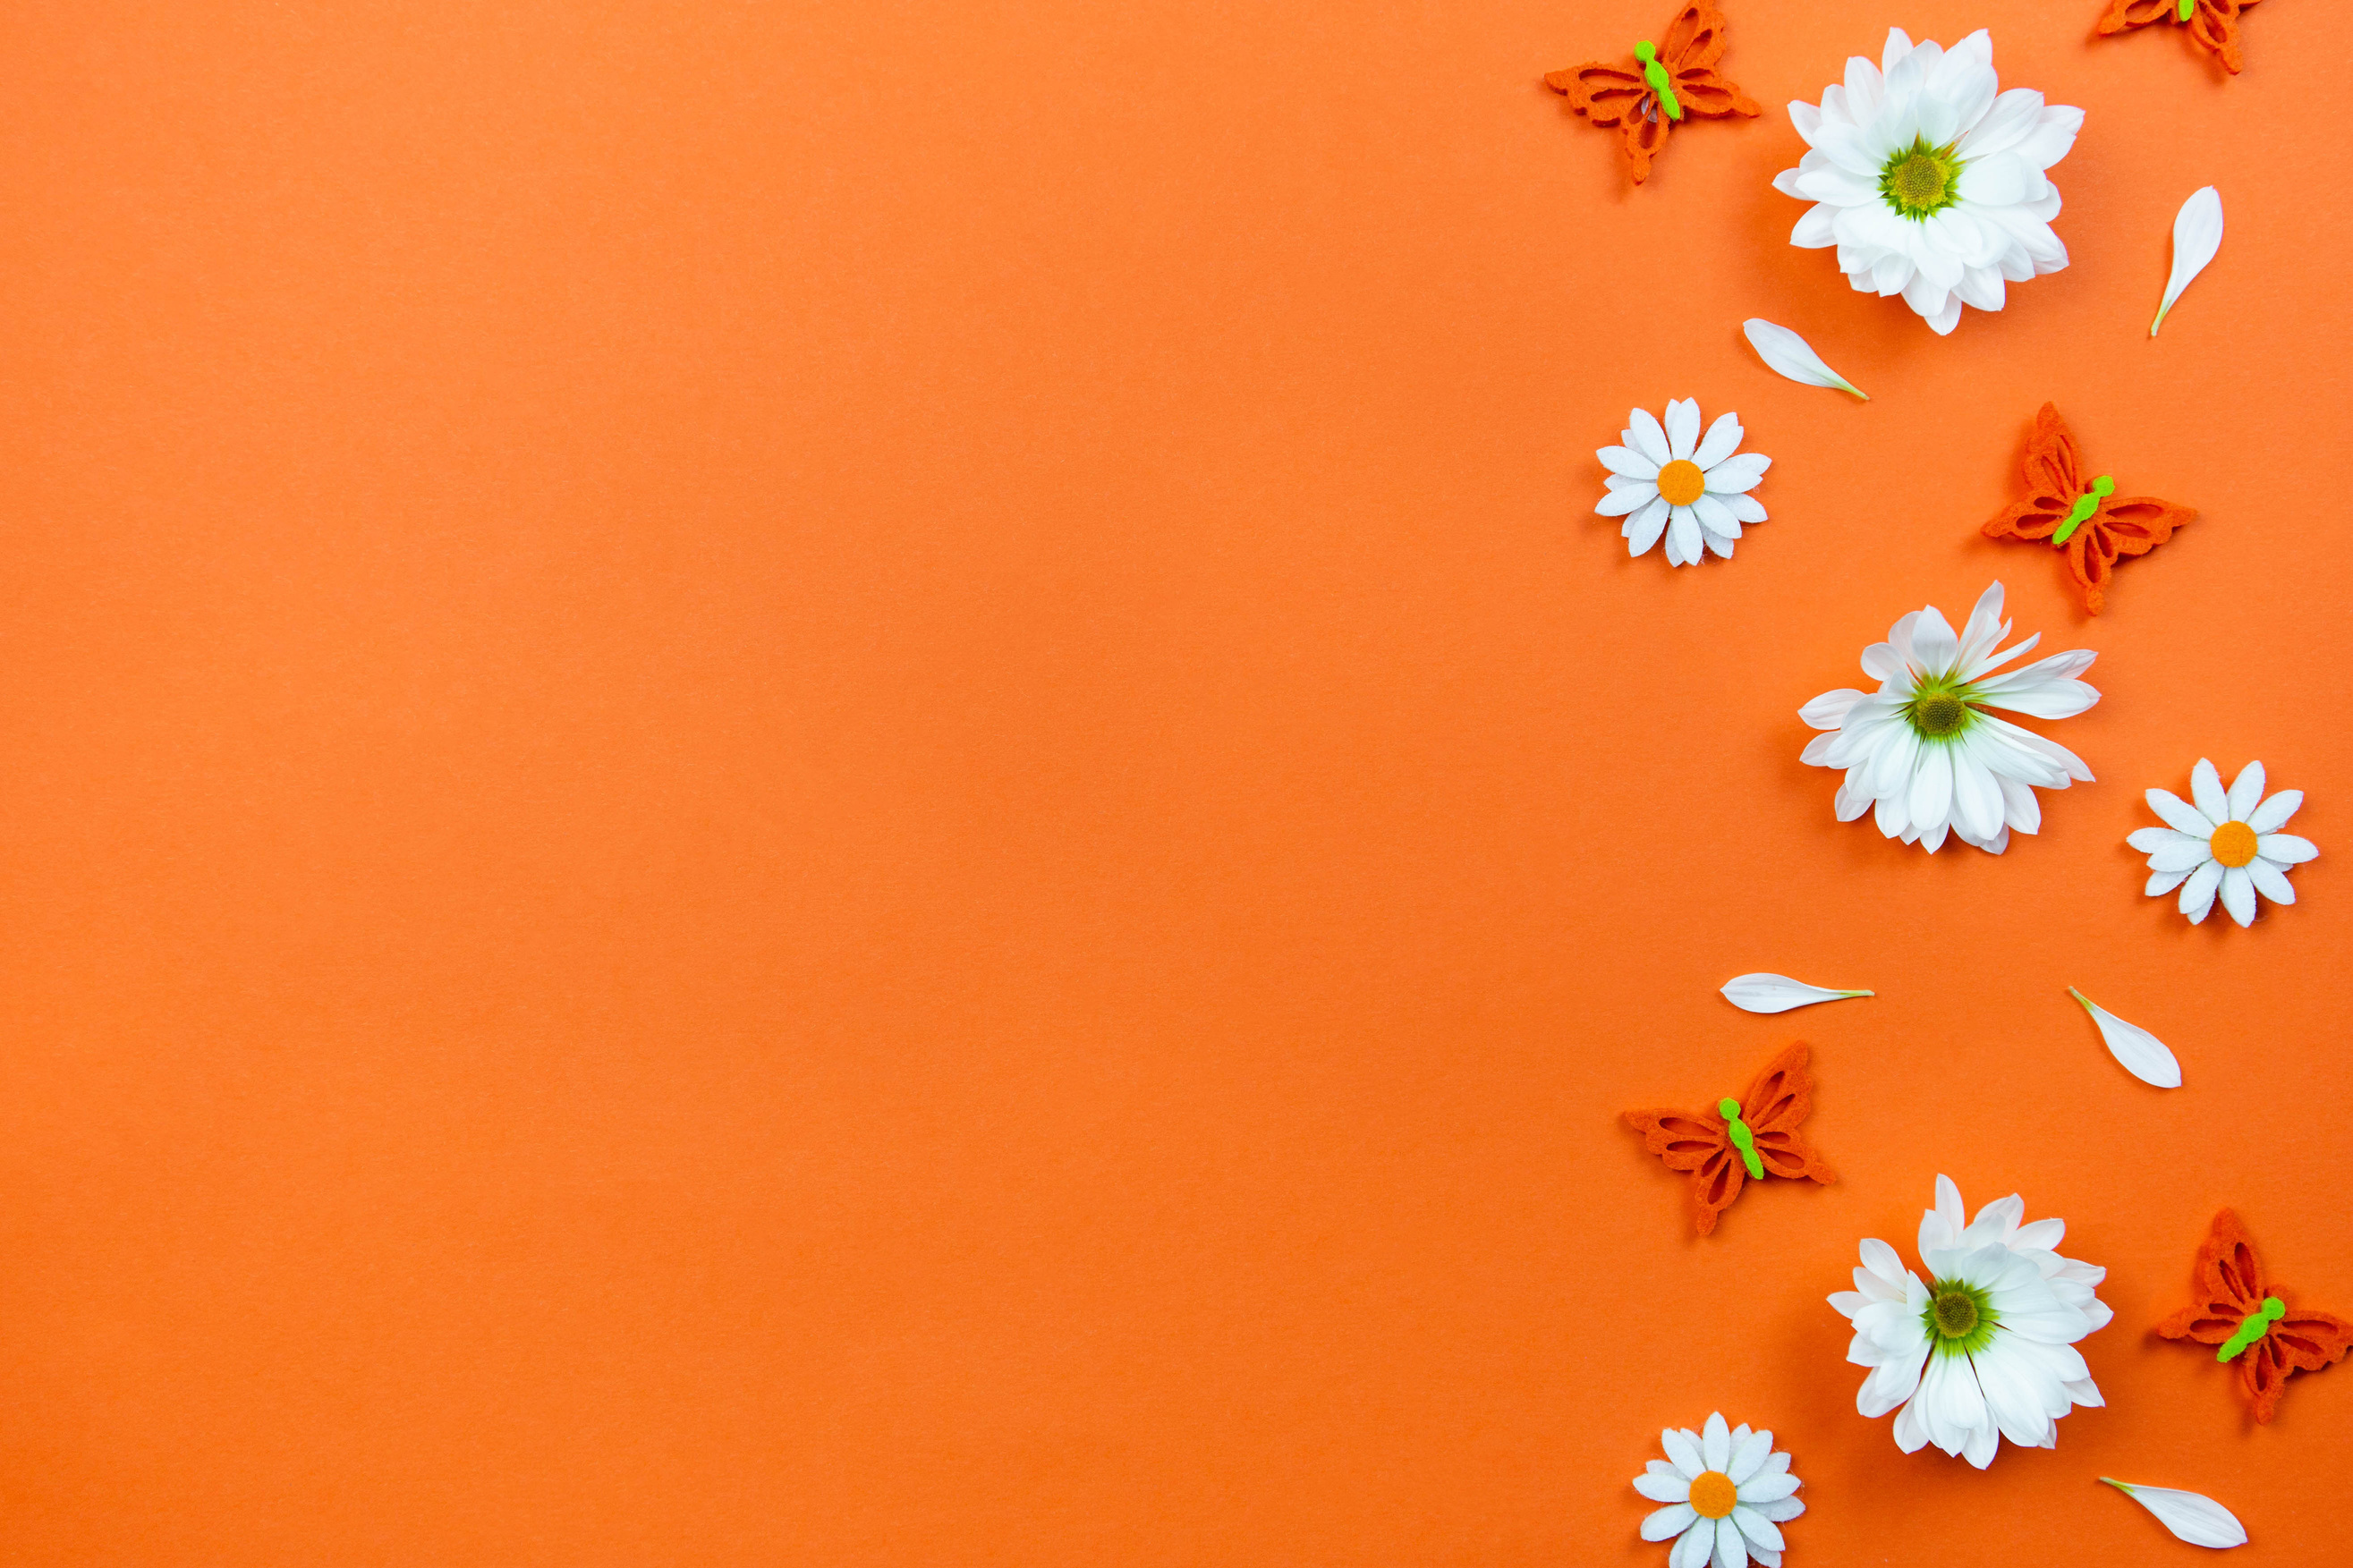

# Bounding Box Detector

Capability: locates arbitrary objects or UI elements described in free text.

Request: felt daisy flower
[1773,29,2084,335]
[1831,1175,2109,1470]
[1596,400,1771,566]
[1799,581,2097,854]
[1635,1412,1804,1568]
[2128,759,2316,927]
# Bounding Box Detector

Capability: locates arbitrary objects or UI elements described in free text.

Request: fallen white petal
[1721,973,1874,1013]
[2070,988,2181,1089]
[1743,318,1869,400]
[2102,1479,2247,1548]
[2153,187,2222,337]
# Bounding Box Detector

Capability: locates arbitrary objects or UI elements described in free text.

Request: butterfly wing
[1738,1041,1837,1185]
[2064,494,2196,614]
[1661,4,1762,120]
[2242,1305,2353,1423]
[1543,62,1673,184]
[2155,1208,2269,1344]
[1983,403,2085,544]
[1620,1106,1742,1234]
[2190,0,2257,72]
[2097,0,2256,71]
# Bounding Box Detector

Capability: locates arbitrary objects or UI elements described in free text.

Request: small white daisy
[1596,400,1771,566]
[2128,759,2315,927]
[1634,1412,1803,1568]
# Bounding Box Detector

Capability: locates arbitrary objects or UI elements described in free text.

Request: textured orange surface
[2,1,2349,1564]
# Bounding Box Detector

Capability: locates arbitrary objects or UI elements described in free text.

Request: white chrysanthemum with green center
[1800,581,2099,854]
[1831,1176,2111,1469]
[1772,29,2084,335]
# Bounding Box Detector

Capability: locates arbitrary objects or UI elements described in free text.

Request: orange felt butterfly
[1622,1042,1835,1236]
[2155,1210,2352,1423]
[2098,0,2266,75]
[1982,403,2196,615]
[1544,4,1761,185]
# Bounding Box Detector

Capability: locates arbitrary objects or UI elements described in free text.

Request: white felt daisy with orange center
[1596,400,1771,566]
[2128,759,2316,926]
[1634,1412,1803,1568]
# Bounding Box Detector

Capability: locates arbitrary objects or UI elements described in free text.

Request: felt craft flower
[2128,759,2315,926]
[1596,400,1771,565]
[1634,1412,1804,1568]
[1773,30,2083,335]
[1831,1176,2110,1469]
[1799,581,2097,853]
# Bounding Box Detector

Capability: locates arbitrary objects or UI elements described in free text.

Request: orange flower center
[2209,819,2258,869]
[1689,1470,1738,1520]
[1656,459,1706,506]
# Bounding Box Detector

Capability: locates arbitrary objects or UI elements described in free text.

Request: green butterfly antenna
[2178,0,2196,20]
[2051,476,2115,546]
[1718,1098,1763,1180]
[1634,42,1684,122]
[2218,1298,2286,1363]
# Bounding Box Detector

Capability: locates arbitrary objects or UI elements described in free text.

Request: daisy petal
[2248,789,2303,833]
[2101,1480,2247,1548]
[2179,860,2222,923]
[1644,1503,1700,1542]
[2069,988,2181,1089]
[2256,834,2317,864]
[2144,787,2213,837]
[1720,973,1873,1013]
[2189,759,2229,824]
[2219,866,2257,928]
[2226,760,2265,819]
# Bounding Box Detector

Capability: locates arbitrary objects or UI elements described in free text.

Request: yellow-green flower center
[1912,693,1970,737]
[1881,136,1965,220]
[1922,1276,1999,1357]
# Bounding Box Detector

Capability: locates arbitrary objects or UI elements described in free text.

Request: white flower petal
[1661,1427,1704,1479]
[1664,399,1702,462]
[1720,973,1873,1013]
[1599,445,1661,481]
[2190,759,2230,823]
[1712,1516,1749,1568]
[1670,1516,1717,1568]
[2219,865,2257,928]
[2257,833,2317,865]
[2226,759,2265,819]
[2152,187,2222,336]
[1692,412,1745,469]
[2246,857,2297,906]
[1627,408,1671,467]
[1701,1411,1732,1472]
[2179,860,2223,923]
[2248,789,2303,833]
[2145,787,2214,837]
[2102,1480,2248,1548]
[1644,1503,1700,1542]
[1742,318,1868,399]
[2068,989,2180,1089]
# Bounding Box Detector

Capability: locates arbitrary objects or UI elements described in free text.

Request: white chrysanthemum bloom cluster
[1800,582,2098,854]
[1634,1412,1804,1568]
[2128,759,2317,927]
[1831,1176,2110,1470]
[1773,30,2084,335]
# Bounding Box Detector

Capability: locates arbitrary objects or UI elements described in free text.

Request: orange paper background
[3,1,2348,1563]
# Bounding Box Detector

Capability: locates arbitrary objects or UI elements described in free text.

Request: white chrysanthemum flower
[1799,581,2098,854]
[1772,29,2084,335]
[1634,1411,1804,1568]
[1831,1175,2109,1470]
[1596,400,1771,567]
[2128,759,2316,927]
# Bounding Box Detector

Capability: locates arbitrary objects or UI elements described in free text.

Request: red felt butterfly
[2098,0,2266,75]
[1622,1042,1835,1235]
[1982,403,2196,615]
[1544,4,1761,185]
[2155,1210,2353,1423]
